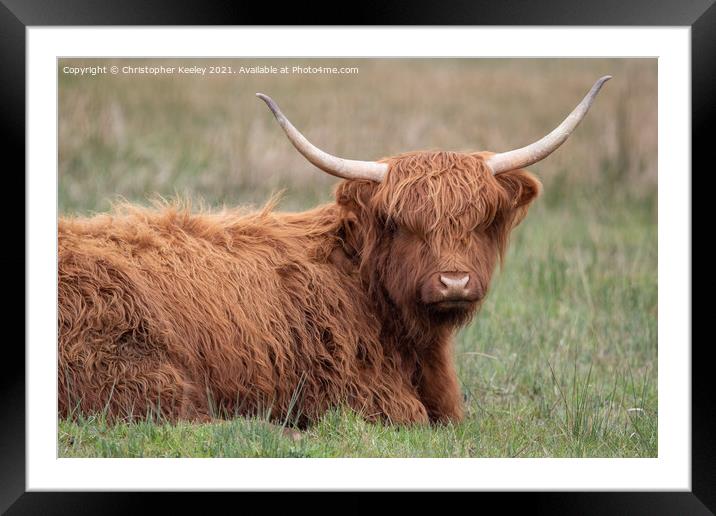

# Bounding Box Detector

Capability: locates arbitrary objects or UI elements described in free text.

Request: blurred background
[58,59,658,457]
[58,58,656,213]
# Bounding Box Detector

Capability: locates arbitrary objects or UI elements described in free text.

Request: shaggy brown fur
[58,150,541,425]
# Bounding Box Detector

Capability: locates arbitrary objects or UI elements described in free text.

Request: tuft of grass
[58,58,657,458]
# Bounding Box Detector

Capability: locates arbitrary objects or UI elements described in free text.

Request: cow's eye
[385,220,397,234]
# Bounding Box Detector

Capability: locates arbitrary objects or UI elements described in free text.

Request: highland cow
[58,77,610,426]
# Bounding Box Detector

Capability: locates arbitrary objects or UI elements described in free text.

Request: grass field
[58,58,657,458]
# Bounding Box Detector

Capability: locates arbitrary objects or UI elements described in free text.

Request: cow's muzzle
[420,272,484,310]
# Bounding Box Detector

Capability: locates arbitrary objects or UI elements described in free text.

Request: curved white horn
[486,76,612,174]
[256,93,388,182]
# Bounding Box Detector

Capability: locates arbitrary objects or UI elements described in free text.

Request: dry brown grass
[59,58,656,213]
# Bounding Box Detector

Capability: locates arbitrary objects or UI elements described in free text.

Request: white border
[27,27,690,490]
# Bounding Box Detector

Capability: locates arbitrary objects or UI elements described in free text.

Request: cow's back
[57,204,390,423]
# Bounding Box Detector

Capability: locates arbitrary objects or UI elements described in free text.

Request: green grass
[58,58,657,458]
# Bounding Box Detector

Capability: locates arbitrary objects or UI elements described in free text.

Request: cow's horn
[257,93,388,182]
[485,76,612,175]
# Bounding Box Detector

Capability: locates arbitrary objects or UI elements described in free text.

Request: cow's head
[257,76,610,330]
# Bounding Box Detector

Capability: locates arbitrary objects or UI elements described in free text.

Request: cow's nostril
[440,274,469,290]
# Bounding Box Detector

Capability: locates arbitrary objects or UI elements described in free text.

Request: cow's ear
[494,169,542,211]
[335,180,378,259]
[489,170,542,260]
[335,180,377,215]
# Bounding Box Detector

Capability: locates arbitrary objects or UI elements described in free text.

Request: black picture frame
[4,1,710,512]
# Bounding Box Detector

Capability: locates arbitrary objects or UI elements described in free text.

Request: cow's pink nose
[439,273,470,297]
